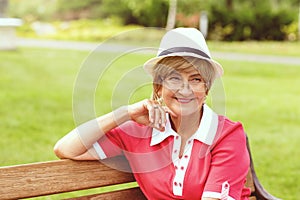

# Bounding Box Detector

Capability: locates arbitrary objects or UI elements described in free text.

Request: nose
[178,80,193,95]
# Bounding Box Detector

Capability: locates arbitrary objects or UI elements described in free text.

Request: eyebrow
[190,73,202,77]
[167,71,180,76]
[167,71,202,78]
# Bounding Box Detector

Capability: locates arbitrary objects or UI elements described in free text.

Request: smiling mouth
[175,97,194,104]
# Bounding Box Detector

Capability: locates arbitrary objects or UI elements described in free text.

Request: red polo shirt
[93,105,251,199]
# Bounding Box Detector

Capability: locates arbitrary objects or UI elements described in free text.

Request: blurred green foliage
[208,0,298,40]
[8,0,300,41]
[16,19,142,42]
[8,0,57,21]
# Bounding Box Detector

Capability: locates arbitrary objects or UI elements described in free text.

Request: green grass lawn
[0,45,299,199]
[208,40,300,57]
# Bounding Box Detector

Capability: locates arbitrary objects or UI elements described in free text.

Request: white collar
[150,104,218,146]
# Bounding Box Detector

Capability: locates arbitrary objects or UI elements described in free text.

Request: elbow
[53,130,89,159]
[53,139,86,160]
[53,141,68,159]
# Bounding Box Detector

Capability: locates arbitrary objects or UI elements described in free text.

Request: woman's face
[159,67,207,117]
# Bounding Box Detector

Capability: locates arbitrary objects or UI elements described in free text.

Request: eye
[167,76,181,82]
[190,77,203,83]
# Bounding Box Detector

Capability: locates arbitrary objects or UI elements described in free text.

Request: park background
[0,0,300,199]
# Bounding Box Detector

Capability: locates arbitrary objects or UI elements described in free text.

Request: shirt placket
[172,135,194,196]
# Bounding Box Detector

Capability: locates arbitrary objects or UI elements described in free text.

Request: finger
[145,100,166,130]
[153,105,160,129]
[163,106,177,117]
[144,100,155,124]
[157,105,166,128]
[153,104,167,131]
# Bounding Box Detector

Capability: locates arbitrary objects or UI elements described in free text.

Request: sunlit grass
[0,46,299,199]
[208,40,300,57]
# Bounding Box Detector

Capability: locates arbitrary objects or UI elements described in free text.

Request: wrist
[113,106,131,125]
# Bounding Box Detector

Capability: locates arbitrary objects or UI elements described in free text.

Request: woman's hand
[128,99,170,131]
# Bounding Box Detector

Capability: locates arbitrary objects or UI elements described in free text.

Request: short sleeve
[92,121,151,160]
[93,126,126,159]
[203,121,250,199]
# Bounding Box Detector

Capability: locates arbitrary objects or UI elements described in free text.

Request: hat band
[158,47,211,59]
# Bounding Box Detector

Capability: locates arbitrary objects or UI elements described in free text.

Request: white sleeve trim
[202,191,235,200]
[92,142,107,159]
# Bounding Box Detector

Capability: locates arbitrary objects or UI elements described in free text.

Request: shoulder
[219,115,244,133]
[210,116,250,166]
[114,120,152,139]
[212,115,247,149]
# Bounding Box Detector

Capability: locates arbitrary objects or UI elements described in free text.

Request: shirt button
[174,182,178,186]
[179,183,182,187]
[175,165,178,170]
[188,140,192,144]
[184,155,188,158]
[175,136,179,140]
[180,166,184,170]
[174,149,178,154]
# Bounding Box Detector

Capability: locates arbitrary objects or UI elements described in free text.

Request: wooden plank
[0,156,135,199]
[245,168,255,193]
[68,187,147,200]
[246,136,281,200]
[249,197,257,200]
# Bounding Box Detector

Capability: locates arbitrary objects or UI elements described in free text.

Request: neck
[170,108,203,138]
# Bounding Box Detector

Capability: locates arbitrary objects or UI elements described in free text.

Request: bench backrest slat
[0,156,135,199]
[68,187,146,200]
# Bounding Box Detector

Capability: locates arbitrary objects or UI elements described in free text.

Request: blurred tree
[56,0,100,12]
[174,0,207,28]
[6,0,299,40]
[9,0,57,21]
[226,0,233,10]
[123,0,168,27]
[55,0,168,26]
[56,0,102,20]
[208,0,297,40]
[177,0,208,14]
[0,0,8,17]
[94,0,137,24]
[166,0,177,30]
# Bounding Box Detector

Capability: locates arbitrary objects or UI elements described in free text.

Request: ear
[205,89,209,95]
[157,90,162,97]
[205,82,209,95]
[157,86,162,97]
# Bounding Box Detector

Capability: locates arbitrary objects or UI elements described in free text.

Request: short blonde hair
[151,56,217,101]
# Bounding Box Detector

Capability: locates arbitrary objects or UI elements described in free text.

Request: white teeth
[177,98,192,103]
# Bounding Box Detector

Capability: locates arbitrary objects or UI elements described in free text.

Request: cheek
[196,94,206,105]
[194,91,206,99]
[161,87,174,99]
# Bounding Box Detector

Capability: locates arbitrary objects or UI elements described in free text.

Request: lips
[175,97,194,104]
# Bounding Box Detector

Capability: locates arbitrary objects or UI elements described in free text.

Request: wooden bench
[0,137,280,200]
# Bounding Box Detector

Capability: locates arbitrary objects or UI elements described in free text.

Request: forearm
[54,106,130,159]
[76,106,130,148]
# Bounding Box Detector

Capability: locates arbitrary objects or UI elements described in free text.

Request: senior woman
[54,28,251,200]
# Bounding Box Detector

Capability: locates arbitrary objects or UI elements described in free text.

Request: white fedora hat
[143,27,223,78]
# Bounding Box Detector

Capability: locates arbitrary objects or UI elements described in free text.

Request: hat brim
[143,52,224,78]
